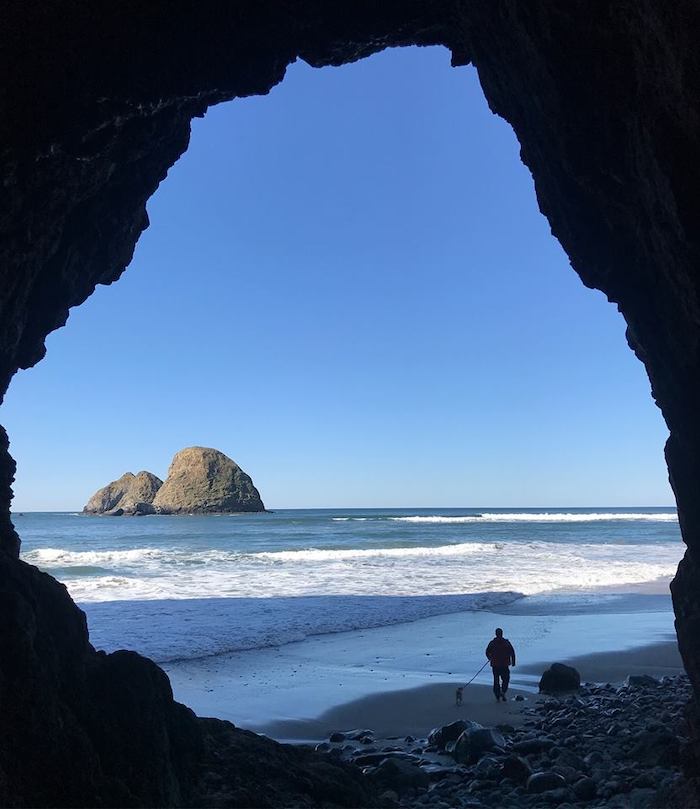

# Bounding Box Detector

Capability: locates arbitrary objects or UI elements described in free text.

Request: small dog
[455,687,464,706]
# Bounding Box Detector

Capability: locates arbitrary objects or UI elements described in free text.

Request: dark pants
[492,666,510,698]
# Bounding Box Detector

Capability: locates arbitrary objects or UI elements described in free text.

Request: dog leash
[461,659,490,689]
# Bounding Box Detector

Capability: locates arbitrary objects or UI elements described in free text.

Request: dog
[455,686,463,706]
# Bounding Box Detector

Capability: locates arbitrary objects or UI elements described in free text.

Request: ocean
[15,507,682,663]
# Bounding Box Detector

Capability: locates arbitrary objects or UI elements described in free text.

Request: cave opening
[3,5,700,805]
[2,45,681,696]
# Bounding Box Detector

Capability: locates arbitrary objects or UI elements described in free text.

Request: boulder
[627,729,680,766]
[573,776,597,800]
[474,756,501,780]
[453,725,505,764]
[132,501,156,516]
[152,447,264,513]
[365,758,429,792]
[512,737,556,755]
[428,720,476,749]
[526,771,567,794]
[83,470,163,515]
[501,755,532,784]
[539,663,581,694]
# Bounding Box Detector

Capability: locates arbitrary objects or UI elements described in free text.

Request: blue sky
[3,46,673,510]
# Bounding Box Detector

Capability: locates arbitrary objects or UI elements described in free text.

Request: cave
[2,1,700,806]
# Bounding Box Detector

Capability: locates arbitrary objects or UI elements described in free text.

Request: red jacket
[486,636,516,668]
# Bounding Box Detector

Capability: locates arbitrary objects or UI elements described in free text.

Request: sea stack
[83,447,265,514]
[83,471,163,515]
[152,446,265,513]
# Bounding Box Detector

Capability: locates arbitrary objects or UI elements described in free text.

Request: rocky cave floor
[308,674,691,808]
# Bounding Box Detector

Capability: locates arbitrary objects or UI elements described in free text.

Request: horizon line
[10,504,678,514]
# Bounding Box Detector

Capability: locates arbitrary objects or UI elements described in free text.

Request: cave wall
[2,0,700,804]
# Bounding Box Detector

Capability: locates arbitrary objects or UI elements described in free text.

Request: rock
[378,789,399,806]
[514,695,524,702]
[365,757,430,791]
[573,776,597,799]
[329,732,346,743]
[152,447,264,513]
[474,756,501,780]
[526,771,567,794]
[512,738,556,754]
[552,764,579,784]
[625,674,659,688]
[83,470,163,515]
[453,726,505,765]
[627,729,680,766]
[501,755,532,784]
[551,749,586,771]
[584,751,606,767]
[539,663,581,694]
[428,720,475,750]
[353,752,419,767]
[131,501,156,515]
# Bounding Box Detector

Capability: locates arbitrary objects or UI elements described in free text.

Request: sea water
[15,507,682,662]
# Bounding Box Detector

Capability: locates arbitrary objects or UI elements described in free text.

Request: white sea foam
[25,537,683,606]
[389,512,678,524]
[19,508,682,664]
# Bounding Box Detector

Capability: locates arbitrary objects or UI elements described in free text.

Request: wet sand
[164,595,681,743]
[256,639,683,742]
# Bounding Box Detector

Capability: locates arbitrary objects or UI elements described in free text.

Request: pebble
[319,673,691,807]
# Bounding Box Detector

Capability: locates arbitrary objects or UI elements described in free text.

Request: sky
[3,46,673,510]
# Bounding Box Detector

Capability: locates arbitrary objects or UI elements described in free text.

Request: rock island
[83,446,265,515]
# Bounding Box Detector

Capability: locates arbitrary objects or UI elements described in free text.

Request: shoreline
[254,640,683,743]
[162,588,681,743]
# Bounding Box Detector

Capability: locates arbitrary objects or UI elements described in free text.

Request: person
[485,627,516,702]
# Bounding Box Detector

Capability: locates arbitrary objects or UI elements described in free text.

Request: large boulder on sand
[539,663,581,694]
[152,447,265,514]
[83,471,163,515]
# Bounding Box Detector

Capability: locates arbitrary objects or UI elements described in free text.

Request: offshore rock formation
[83,448,264,515]
[152,447,265,514]
[83,470,163,515]
[1,1,700,806]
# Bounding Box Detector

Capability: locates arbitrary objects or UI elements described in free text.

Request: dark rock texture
[152,446,265,514]
[1,0,700,805]
[539,663,581,694]
[321,675,692,807]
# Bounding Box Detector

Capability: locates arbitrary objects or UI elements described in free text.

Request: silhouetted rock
[152,447,264,514]
[539,663,581,693]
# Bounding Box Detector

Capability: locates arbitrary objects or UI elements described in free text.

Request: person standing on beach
[486,628,516,702]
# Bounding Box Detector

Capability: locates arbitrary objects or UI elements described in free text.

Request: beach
[15,509,685,743]
[163,588,682,742]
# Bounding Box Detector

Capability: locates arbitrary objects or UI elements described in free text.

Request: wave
[389,512,678,524]
[27,534,679,571]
